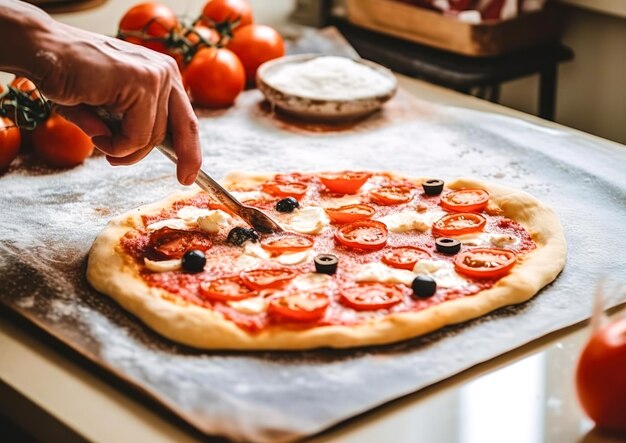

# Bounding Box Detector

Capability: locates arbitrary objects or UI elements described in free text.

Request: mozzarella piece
[231,190,265,202]
[242,241,271,259]
[490,233,519,248]
[235,254,260,271]
[322,194,362,208]
[197,210,232,234]
[228,297,267,315]
[412,259,467,288]
[277,250,313,266]
[144,257,182,272]
[176,205,212,222]
[355,262,415,286]
[146,218,195,231]
[291,273,333,291]
[376,210,431,233]
[288,206,330,234]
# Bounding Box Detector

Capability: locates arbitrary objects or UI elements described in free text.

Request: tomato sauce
[120,173,536,333]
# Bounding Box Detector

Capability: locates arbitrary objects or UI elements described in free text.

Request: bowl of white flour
[257,54,397,122]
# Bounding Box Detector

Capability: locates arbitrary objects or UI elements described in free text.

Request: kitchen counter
[1,1,625,442]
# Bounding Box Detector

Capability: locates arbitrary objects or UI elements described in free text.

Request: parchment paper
[2,35,626,443]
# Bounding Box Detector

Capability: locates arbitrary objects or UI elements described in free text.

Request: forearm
[0,0,57,82]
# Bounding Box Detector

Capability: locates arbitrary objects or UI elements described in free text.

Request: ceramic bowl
[256,54,398,122]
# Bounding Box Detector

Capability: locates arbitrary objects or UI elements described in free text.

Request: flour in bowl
[264,56,395,100]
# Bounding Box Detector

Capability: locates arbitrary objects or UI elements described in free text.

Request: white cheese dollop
[197,210,232,234]
[227,297,267,315]
[288,206,330,234]
[376,211,431,233]
[235,240,271,270]
[452,232,519,248]
[176,205,213,222]
[277,250,313,266]
[230,190,265,202]
[412,259,467,288]
[490,233,519,248]
[146,218,195,231]
[322,194,362,208]
[143,257,182,272]
[355,262,415,286]
[290,273,333,291]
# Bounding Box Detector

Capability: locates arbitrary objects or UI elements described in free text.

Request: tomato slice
[240,268,298,290]
[454,248,517,279]
[268,292,329,322]
[261,235,313,254]
[274,172,311,184]
[319,171,371,194]
[149,227,212,259]
[382,246,431,270]
[325,204,375,224]
[441,189,490,213]
[431,213,486,237]
[340,282,404,311]
[199,276,257,302]
[335,220,388,251]
[370,186,413,205]
[261,181,308,199]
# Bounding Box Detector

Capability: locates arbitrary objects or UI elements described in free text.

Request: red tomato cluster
[118,1,285,108]
[0,77,94,173]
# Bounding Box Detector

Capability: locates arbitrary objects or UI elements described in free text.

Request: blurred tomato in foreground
[0,117,21,172]
[119,2,179,53]
[227,24,285,83]
[33,112,94,168]
[184,47,245,108]
[576,317,626,435]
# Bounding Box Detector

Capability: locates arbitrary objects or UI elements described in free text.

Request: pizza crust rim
[86,171,567,350]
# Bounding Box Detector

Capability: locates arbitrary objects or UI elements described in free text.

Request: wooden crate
[345,0,564,57]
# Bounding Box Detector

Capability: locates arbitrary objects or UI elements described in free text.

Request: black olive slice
[314,254,338,275]
[182,250,206,273]
[422,179,444,196]
[411,275,437,298]
[435,237,461,255]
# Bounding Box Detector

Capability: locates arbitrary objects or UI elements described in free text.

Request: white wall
[500,7,626,144]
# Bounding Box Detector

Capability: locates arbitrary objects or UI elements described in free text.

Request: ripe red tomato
[454,248,516,279]
[382,246,431,271]
[227,24,285,83]
[240,268,297,291]
[269,292,329,322]
[11,77,42,100]
[335,220,388,251]
[184,25,220,47]
[370,185,413,205]
[431,212,486,237]
[440,189,490,213]
[576,318,626,434]
[325,204,375,224]
[199,275,257,302]
[119,2,179,53]
[148,227,213,259]
[319,171,371,195]
[184,47,245,108]
[201,0,253,29]
[261,235,313,254]
[32,112,94,168]
[340,282,404,311]
[0,117,21,172]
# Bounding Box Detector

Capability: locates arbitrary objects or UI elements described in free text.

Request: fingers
[55,105,111,139]
[168,85,202,185]
[106,145,153,166]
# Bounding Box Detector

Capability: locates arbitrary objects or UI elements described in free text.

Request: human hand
[29,19,202,184]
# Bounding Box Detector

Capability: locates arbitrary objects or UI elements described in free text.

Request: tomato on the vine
[576,318,626,434]
[201,0,253,30]
[0,117,21,172]
[184,47,245,108]
[119,2,179,53]
[227,24,285,83]
[32,112,94,168]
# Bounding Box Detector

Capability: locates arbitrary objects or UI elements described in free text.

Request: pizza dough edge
[86,172,566,350]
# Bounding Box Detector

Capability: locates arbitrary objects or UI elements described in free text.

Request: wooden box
[345,0,564,57]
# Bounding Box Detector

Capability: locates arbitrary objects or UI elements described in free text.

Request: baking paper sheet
[1,38,626,443]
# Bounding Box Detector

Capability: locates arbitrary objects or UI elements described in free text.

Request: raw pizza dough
[87,171,566,350]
